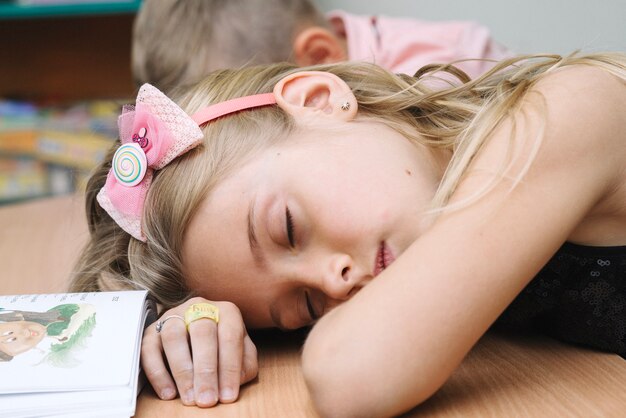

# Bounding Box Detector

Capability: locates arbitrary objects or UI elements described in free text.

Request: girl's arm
[302,66,626,418]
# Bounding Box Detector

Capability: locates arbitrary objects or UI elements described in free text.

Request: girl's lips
[373,241,395,277]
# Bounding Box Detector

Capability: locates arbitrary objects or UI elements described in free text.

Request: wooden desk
[3,195,626,417]
[134,329,626,418]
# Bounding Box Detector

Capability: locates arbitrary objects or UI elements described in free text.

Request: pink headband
[97,84,276,241]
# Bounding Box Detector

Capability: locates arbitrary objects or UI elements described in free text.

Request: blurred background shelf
[0,0,138,101]
[0,0,140,20]
[0,0,139,204]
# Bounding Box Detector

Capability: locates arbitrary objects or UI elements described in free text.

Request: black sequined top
[495,242,626,357]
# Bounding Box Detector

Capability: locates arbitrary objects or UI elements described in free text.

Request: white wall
[315,0,626,54]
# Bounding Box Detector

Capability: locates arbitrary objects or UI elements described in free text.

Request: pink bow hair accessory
[97,84,276,241]
[97,84,204,241]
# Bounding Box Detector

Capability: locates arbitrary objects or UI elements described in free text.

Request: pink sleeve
[329,11,513,79]
[376,16,514,78]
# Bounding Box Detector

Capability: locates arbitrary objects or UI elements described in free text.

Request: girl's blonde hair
[70,52,626,308]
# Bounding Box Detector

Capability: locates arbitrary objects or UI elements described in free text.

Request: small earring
[340,101,351,111]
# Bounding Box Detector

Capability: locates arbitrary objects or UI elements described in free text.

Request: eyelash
[305,290,318,321]
[285,207,295,248]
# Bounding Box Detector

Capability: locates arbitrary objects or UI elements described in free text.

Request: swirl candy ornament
[112,143,147,187]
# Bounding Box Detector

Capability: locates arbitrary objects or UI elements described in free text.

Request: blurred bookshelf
[0,0,139,204]
[0,0,141,19]
[0,99,119,203]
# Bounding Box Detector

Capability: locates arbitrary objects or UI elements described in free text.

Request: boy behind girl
[133,0,511,93]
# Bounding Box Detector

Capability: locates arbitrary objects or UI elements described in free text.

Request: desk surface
[3,195,626,417]
[134,329,626,418]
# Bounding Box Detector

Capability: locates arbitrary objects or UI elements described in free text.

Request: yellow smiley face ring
[184,303,220,329]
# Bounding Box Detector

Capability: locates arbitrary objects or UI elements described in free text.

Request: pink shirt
[327,11,512,79]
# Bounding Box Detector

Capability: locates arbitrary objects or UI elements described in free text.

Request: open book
[0,290,156,418]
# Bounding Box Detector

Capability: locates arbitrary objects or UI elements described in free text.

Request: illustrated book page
[0,290,156,418]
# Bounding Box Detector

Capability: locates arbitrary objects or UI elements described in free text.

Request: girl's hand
[141,297,258,407]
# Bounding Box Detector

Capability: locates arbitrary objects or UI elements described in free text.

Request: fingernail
[183,389,195,405]
[220,387,235,402]
[160,387,175,399]
[198,391,218,406]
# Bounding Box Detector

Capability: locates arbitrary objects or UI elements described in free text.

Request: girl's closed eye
[285,207,296,248]
[305,290,320,322]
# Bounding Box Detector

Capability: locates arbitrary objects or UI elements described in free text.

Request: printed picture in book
[0,303,96,367]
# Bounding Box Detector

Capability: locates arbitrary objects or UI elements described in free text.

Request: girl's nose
[321,253,359,300]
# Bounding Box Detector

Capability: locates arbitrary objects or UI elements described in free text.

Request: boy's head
[132,0,347,93]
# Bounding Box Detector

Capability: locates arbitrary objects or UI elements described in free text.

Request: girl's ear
[273,71,357,123]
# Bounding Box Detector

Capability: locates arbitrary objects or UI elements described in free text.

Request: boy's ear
[293,27,347,66]
[273,71,357,123]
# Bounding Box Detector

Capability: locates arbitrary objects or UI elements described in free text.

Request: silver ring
[155,315,185,333]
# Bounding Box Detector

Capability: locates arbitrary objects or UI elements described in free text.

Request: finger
[241,333,259,385]
[160,318,195,406]
[141,327,177,400]
[216,308,246,403]
[188,317,219,407]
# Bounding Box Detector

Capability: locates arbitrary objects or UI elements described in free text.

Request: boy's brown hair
[132,0,327,93]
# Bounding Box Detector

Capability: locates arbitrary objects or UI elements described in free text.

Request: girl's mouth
[373,241,395,277]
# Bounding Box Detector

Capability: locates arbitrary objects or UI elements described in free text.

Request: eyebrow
[247,199,266,267]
